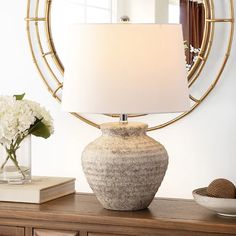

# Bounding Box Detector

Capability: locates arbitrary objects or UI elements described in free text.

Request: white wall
[0,0,236,199]
[116,0,169,23]
[155,0,169,23]
[117,0,156,23]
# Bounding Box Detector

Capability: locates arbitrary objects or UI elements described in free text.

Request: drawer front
[34,229,79,236]
[89,234,129,236]
[0,225,24,236]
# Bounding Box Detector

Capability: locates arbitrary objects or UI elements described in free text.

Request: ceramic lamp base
[82,122,168,211]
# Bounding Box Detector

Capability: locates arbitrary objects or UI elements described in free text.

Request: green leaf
[29,119,51,139]
[14,93,25,100]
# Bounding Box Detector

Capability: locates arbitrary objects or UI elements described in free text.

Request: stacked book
[0,176,75,204]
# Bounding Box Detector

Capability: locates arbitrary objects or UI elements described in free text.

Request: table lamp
[62,24,190,211]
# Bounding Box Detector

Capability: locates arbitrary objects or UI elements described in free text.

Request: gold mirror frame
[25,0,234,131]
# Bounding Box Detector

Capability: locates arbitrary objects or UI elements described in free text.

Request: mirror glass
[51,0,205,72]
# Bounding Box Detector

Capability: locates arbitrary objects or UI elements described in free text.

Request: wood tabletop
[0,193,236,235]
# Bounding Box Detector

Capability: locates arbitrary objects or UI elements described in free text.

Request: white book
[0,176,75,204]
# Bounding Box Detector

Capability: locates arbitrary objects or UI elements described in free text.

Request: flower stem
[1,136,27,180]
[10,151,26,179]
[0,156,10,171]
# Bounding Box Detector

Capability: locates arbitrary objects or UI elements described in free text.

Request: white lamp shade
[62,24,190,114]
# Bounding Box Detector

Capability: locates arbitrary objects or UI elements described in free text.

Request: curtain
[180,0,205,65]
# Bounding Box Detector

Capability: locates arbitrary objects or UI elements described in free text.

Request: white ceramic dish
[193,188,236,217]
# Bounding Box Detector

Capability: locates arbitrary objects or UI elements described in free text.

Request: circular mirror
[25,0,234,130]
[50,0,206,75]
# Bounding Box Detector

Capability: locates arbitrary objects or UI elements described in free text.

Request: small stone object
[207,178,236,199]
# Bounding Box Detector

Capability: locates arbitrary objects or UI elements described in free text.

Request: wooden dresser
[0,193,236,236]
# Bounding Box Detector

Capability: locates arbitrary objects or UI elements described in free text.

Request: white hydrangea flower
[0,95,54,147]
[190,45,201,54]
[26,100,54,134]
[0,96,18,146]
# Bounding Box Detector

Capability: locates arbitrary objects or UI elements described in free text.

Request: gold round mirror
[25,0,234,131]
[50,0,206,76]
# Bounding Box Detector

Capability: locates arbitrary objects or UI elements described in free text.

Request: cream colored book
[0,176,75,204]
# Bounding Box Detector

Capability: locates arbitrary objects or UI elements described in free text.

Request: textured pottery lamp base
[82,122,168,211]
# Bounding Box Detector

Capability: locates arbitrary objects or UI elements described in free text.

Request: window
[169,3,180,23]
[51,0,117,60]
[58,0,117,24]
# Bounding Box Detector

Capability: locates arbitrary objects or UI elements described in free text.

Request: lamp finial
[120,15,130,23]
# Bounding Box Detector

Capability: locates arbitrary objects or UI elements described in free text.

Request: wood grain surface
[0,193,236,236]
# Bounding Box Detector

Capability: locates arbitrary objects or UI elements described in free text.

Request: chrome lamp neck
[119,114,128,124]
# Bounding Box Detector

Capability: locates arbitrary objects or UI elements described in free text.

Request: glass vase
[0,135,31,184]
